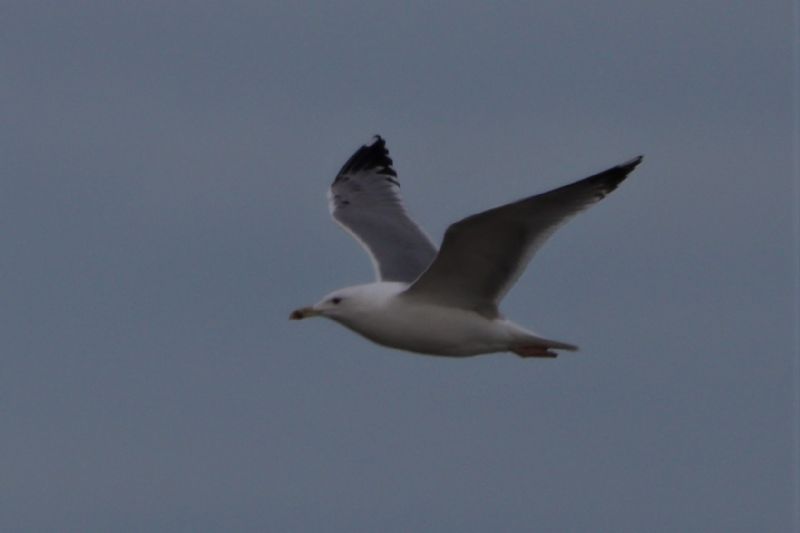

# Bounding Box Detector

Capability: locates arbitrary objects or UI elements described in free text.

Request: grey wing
[329,136,437,282]
[402,156,643,316]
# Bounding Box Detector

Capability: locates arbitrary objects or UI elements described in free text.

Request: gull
[291,136,642,358]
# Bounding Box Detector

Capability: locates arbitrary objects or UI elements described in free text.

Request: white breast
[342,293,516,356]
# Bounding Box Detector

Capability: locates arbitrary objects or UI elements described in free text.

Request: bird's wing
[329,136,438,282]
[402,156,643,317]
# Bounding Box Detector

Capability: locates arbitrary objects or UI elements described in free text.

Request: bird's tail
[510,334,578,358]
[536,337,578,351]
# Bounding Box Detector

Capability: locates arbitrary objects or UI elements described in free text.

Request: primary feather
[328,136,437,282]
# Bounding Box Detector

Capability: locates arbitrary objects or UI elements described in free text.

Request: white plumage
[291,136,642,358]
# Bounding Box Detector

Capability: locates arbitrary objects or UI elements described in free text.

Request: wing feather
[402,156,643,316]
[329,136,437,282]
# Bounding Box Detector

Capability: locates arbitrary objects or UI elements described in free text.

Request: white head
[290,288,356,322]
[289,282,403,325]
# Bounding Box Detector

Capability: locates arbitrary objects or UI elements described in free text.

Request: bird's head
[289,288,359,322]
[290,283,402,326]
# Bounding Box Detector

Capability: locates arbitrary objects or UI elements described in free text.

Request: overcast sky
[1,2,796,531]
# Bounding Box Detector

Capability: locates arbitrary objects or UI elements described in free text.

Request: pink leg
[511,346,558,358]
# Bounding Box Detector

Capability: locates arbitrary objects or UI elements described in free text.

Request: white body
[319,283,559,357]
[292,137,641,357]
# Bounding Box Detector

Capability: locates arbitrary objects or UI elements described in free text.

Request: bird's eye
[331,297,342,305]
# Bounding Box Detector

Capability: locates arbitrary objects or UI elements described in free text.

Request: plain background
[2,2,796,531]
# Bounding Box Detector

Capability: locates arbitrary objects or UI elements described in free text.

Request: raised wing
[402,156,643,317]
[329,136,437,282]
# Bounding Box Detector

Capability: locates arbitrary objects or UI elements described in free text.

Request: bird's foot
[512,346,558,358]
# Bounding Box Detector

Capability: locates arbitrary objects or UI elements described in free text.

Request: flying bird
[291,136,642,358]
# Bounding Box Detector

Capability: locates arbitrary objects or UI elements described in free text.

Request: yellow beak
[289,306,319,320]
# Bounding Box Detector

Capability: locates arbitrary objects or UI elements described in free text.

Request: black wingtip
[335,135,397,178]
[618,155,644,172]
[577,154,643,194]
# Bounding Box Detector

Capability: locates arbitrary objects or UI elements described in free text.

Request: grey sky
[1,2,796,531]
